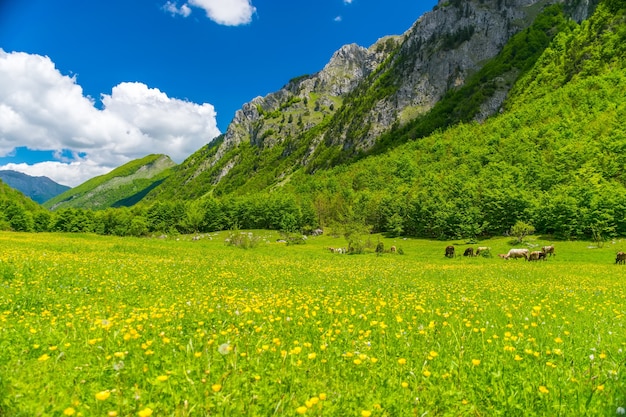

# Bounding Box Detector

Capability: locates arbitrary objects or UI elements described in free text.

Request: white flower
[617,407,625,415]
[589,354,595,361]
[218,343,231,355]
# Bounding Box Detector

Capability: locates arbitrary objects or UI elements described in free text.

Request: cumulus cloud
[0,49,221,187]
[334,16,342,22]
[163,0,256,26]
[343,0,354,4]
[163,1,192,17]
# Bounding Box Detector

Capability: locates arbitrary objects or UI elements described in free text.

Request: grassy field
[0,231,624,416]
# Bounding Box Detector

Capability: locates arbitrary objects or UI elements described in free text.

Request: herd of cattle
[325,242,626,264]
[445,245,556,261]
[445,245,626,264]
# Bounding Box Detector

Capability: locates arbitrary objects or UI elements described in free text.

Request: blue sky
[0,0,437,186]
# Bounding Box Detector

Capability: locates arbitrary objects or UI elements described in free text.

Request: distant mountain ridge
[0,170,70,204]
[44,154,175,210]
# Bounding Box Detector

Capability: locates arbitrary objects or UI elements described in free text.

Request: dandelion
[514,355,523,361]
[308,353,316,360]
[95,390,111,401]
[472,359,481,366]
[423,370,431,377]
[63,407,76,416]
[539,386,549,394]
[429,350,438,358]
[353,359,362,365]
[361,411,372,417]
[108,412,118,417]
[218,343,230,355]
[38,354,50,361]
[319,393,327,401]
[401,381,409,388]
[597,385,605,391]
[554,337,563,343]
[156,375,168,382]
[296,406,307,414]
[398,358,407,365]
[211,384,222,392]
[137,408,153,417]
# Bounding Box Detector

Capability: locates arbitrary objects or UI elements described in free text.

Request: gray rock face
[208,36,401,175]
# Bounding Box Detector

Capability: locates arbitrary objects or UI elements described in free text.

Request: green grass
[0,232,624,416]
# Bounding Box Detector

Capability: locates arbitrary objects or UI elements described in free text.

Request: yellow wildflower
[95,391,110,401]
[137,408,153,417]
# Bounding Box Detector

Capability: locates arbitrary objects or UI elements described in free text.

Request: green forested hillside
[0,181,51,232]
[281,1,626,239]
[44,154,175,210]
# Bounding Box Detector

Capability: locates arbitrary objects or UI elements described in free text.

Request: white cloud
[343,0,354,4]
[163,1,192,17]
[0,49,221,187]
[187,0,256,26]
[334,16,342,22]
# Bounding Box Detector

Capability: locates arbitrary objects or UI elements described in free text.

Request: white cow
[503,248,529,260]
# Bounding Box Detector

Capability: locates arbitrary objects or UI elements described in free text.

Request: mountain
[142,0,598,202]
[0,170,70,204]
[44,154,176,210]
[28,0,626,240]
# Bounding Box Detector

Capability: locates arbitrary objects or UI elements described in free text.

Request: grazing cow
[328,247,345,254]
[463,247,474,257]
[390,246,397,253]
[528,251,546,261]
[498,253,508,259]
[502,248,529,260]
[476,246,491,257]
[616,251,626,265]
[541,245,555,257]
[445,245,455,258]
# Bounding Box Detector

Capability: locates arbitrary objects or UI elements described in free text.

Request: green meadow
[0,231,624,416]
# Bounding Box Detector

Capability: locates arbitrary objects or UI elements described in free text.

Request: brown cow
[528,251,546,261]
[541,245,555,257]
[445,245,455,258]
[463,247,474,257]
[616,251,626,265]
